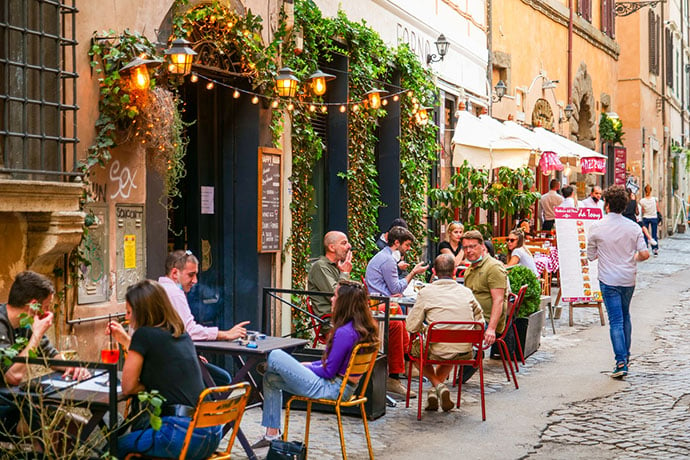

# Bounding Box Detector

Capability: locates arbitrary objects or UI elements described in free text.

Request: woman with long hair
[107,280,221,459]
[505,229,539,276]
[254,280,379,447]
[438,221,464,266]
[638,184,660,255]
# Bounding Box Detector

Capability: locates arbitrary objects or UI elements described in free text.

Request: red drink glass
[101,348,120,364]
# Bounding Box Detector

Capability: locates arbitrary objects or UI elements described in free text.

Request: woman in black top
[108,280,221,460]
[438,221,465,266]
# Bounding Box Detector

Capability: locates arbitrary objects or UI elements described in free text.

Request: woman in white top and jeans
[638,184,660,255]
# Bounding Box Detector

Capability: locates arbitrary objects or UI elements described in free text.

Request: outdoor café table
[0,361,122,457]
[194,336,308,460]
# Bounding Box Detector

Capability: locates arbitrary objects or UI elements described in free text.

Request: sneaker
[387,377,416,398]
[251,432,281,449]
[437,384,454,412]
[653,248,659,256]
[611,362,628,379]
[425,389,438,411]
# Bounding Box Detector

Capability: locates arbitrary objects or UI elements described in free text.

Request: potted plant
[507,265,544,357]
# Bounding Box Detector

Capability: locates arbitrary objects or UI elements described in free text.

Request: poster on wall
[555,207,604,302]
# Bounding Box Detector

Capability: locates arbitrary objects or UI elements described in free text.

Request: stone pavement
[225,232,690,459]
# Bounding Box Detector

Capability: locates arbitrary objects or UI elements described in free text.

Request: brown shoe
[387,377,416,398]
[425,389,438,411]
[437,384,453,412]
[409,366,420,378]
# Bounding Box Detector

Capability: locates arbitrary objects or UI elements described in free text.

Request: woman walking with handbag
[638,184,660,256]
[253,280,379,448]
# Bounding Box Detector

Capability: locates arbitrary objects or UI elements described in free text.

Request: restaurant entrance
[168,79,264,338]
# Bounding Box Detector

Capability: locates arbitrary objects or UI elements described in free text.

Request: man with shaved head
[581,185,605,210]
[307,231,353,317]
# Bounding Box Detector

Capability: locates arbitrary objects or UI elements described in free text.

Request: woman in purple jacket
[254,280,379,447]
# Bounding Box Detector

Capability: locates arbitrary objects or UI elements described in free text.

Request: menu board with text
[258,147,282,253]
[555,207,604,302]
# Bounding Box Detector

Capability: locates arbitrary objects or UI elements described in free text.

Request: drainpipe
[567,0,573,105]
[487,0,493,116]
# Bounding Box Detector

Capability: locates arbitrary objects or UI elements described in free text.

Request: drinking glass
[60,335,78,361]
[100,347,120,364]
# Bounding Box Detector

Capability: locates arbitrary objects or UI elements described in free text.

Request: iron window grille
[0,0,79,181]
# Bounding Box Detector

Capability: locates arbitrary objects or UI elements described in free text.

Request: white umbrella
[452,111,533,169]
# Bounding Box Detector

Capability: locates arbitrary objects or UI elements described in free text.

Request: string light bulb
[320,106,328,113]
[287,102,294,111]
[339,105,346,113]
[190,74,199,83]
[251,95,259,104]
[393,94,400,102]
[365,88,387,109]
[382,99,388,106]
[206,82,214,90]
[308,69,335,96]
[352,104,360,112]
[233,90,240,99]
[309,104,316,112]
[271,100,279,108]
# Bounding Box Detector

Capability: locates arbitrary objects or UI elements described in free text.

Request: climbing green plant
[599,112,624,145]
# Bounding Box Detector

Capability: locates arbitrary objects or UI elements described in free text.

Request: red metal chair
[405,321,486,421]
[306,297,331,348]
[490,285,528,389]
[510,286,528,369]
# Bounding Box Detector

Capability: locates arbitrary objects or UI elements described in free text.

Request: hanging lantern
[275,67,299,97]
[365,88,388,109]
[308,69,335,96]
[120,56,162,91]
[165,38,197,75]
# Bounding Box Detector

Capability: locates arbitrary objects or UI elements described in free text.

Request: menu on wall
[258,147,282,253]
[555,207,604,303]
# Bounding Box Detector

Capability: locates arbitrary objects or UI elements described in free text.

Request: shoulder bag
[267,439,307,460]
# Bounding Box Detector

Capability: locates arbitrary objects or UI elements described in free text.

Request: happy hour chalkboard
[258,147,282,252]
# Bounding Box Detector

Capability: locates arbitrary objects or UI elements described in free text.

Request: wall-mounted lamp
[492,80,507,102]
[365,88,388,109]
[275,67,299,97]
[426,34,450,65]
[308,69,335,96]
[120,56,162,90]
[165,38,197,76]
[564,103,575,121]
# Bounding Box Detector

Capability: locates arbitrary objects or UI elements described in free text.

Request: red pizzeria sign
[580,157,606,174]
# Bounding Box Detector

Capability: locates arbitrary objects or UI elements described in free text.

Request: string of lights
[188,71,422,114]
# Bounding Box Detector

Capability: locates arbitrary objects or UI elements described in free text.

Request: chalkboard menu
[258,147,282,252]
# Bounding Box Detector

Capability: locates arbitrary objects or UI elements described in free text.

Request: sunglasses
[507,238,518,242]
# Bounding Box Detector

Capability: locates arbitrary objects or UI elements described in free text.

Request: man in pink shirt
[159,250,250,384]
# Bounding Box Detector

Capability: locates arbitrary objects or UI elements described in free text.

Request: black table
[0,364,122,457]
[194,336,308,460]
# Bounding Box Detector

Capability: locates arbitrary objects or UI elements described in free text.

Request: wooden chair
[125,382,251,460]
[284,342,379,460]
[405,321,486,421]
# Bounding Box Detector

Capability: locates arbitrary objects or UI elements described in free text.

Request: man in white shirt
[539,179,564,230]
[587,185,649,379]
[160,250,250,384]
[581,185,605,210]
[560,185,576,208]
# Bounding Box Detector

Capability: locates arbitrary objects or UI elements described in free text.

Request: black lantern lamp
[426,34,450,64]
[564,103,575,120]
[308,69,335,96]
[120,56,162,90]
[165,38,197,75]
[493,80,507,102]
[275,67,300,97]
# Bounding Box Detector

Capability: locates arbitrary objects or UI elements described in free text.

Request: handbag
[657,211,663,224]
[267,439,307,460]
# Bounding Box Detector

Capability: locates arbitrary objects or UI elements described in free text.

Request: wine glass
[60,335,79,361]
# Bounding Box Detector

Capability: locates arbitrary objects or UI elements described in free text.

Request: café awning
[533,127,607,174]
[451,111,533,169]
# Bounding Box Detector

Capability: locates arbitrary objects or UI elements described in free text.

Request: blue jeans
[600,282,635,364]
[642,217,658,250]
[118,415,222,460]
[261,350,356,429]
[205,361,232,386]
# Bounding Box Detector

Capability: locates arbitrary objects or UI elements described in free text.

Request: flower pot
[514,309,545,358]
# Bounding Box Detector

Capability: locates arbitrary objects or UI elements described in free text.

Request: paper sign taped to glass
[554,207,603,302]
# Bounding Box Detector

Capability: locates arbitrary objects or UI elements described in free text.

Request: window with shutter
[601,0,609,35]
[578,0,592,22]
[648,11,656,74]
[666,29,673,88]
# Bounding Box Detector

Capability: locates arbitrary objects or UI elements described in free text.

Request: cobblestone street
[230,233,690,460]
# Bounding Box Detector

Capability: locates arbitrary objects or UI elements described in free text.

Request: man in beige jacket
[406,254,484,412]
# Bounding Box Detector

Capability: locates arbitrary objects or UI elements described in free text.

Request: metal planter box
[514,309,545,358]
[282,348,387,420]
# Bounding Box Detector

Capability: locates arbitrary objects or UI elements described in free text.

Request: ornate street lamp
[427,34,450,64]
[493,80,507,102]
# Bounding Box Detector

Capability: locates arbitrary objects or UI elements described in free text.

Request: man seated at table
[159,250,250,386]
[307,231,352,318]
[461,231,508,347]
[406,254,484,412]
[0,271,91,432]
[365,226,428,397]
